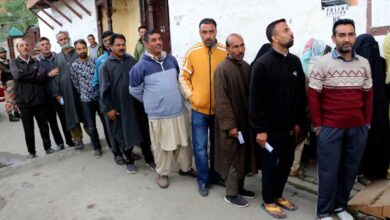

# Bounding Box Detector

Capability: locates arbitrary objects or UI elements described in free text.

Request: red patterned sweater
[308,51,373,128]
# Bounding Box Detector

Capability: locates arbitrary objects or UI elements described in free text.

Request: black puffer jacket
[10,57,47,107]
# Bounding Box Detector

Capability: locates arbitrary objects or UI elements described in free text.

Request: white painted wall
[169,0,388,64]
[37,0,98,52]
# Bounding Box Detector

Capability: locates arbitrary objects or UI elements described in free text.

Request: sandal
[261,203,287,219]
[276,198,297,211]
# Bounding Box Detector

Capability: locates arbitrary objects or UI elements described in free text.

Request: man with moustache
[249,19,306,218]
[70,39,102,157]
[37,37,74,150]
[179,18,227,197]
[100,34,155,174]
[130,30,196,188]
[214,34,257,207]
[52,31,84,149]
[308,19,372,220]
[10,40,54,158]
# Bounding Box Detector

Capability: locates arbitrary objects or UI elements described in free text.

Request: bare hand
[294,125,301,139]
[107,109,119,121]
[256,132,267,148]
[48,68,59,77]
[56,96,62,101]
[314,127,321,136]
[228,128,238,138]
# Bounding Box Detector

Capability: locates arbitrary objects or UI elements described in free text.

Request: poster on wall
[321,0,358,22]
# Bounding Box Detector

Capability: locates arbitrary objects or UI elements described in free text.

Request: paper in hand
[237,131,245,144]
[265,142,273,152]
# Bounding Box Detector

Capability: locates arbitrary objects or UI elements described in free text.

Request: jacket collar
[270,48,289,61]
[108,53,131,61]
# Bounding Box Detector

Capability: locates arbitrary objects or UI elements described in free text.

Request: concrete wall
[168,0,389,64]
[110,0,141,55]
[37,0,98,52]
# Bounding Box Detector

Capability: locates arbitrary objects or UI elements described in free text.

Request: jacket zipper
[208,48,212,115]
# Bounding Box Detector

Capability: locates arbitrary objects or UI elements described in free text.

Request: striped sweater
[308,51,373,128]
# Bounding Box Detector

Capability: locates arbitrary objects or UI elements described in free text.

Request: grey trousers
[225,165,244,196]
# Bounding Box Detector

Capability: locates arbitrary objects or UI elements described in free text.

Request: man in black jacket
[249,19,306,219]
[10,40,54,158]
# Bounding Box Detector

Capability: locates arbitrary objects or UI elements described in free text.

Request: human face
[0,51,6,60]
[111,38,126,58]
[17,41,30,57]
[75,42,88,59]
[39,40,51,56]
[145,33,163,56]
[102,35,112,51]
[332,24,356,54]
[139,28,147,39]
[199,23,217,48]
[57,33,71,49]
[88,36,96,46]
[273,22,294,49]
[227,35,245,61]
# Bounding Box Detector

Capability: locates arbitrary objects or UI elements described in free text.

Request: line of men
[9,17,372,220]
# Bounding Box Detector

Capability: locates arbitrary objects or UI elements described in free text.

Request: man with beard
[100,34,155,174]
[52,31,84,149]
[249,19,306,219]
[214,34,257,207]
[130,30,196,188]
[179,18,226,197]
[37,37,74,150]
[134,26,147,61]
[70,39,102,157]
[10,40,54,158]
[0,47,20,122]
[308,19,372,220]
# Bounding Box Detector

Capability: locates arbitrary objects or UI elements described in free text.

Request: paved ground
[0,104,320,220]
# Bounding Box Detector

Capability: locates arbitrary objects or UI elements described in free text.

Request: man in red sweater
[308,19,373,220]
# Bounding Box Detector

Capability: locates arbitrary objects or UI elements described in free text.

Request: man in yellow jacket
[179,18,227,197]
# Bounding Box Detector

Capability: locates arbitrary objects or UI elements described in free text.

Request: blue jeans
[191,110,221,187]
[316,126,368,218]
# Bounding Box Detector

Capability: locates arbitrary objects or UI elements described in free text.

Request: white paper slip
[265,142,273,152]
[237,131,245,144]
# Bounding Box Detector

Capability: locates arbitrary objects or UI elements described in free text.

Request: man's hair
[199,18,217,28]
[39,37,50,43]
[109,33,126,45]
[138,25,147,31]
[143,29,160,42]
[16,40,28,48]
[225,33,243,47]
[56,30,69,39]
[266,18,286,43]
[102,31,114,40]
[87,34,95,39]
[332,19,355,36]
[74,39,87,47]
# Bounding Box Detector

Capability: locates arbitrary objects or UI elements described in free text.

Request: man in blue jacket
[130,30,196,188]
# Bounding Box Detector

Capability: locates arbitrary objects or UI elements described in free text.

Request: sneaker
[131,152,142,160]
[45,148,55,155]
[224,195,249,208]
[27,153,36,159]
[8,113,20,122]
[55,144,65,151]
[239,188,256,199]
[66,140,75,147]
[75,140,84,150]
[316,217,334,220]
[94,149,103,158]
[178,168,197,177]
[114,155,125,165]
[156,175,169,188]
[198,185,209,197]
[335,210,353,220]
[145,161,156,171]
[14,111,21,118]
[126,163,137,174]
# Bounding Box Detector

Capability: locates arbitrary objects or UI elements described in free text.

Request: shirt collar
[332,49,358,62]
[18,55,31,64]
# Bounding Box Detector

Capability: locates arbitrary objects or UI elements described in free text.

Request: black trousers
[261,134,295,204]
[80,101,101,150]
[20,104,51,154]
[46,97,72,146]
